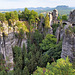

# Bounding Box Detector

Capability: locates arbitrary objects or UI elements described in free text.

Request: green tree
[13,46,22,69]
[8,71,14,75]
[15,21,29,32]
[26,43,41,74]
[14,67,21,75]
[5,12,11,21]
[33,67,53,75]
[38,54,50,67]
[22,43,27,68]
[10,11,18,21]
[40,34,57,51]
[0,54,8,75]
[22,66,29,75]
[44,13,50,28]
[32,30,43,48]
[18,10,22,20]
[52,23,59,35]
[0,70,7,75]
[0,13,6,22]
[39,13,44,19]
[0,54,6,71]
[28,10,38,32]
[15,21,29,46]
[46,57,75,75]
[40,34,62,62]
[33,57,75,75]
[62,15,68,21]
[23,8,30,20]
[29,10,38,23]
[57,14,62,20]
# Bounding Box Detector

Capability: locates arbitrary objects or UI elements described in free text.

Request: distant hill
[0,5,74,15]
[0,7,51,11]
[56,5,69,9]
[71,7,75,9]
[55,5,73,15]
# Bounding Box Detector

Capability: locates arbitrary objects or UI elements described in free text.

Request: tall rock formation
[48,9,58,26]
[55,9,75,63]
[55,24,75,63]
[53,9,58,21]
[61,26,75,63]
[1,33,17,70]
[38,16,53,35]
[0,21,27,71]
[55,22,75,63]
[48,12,53,26]
[38,17,44,33]
[61,9,75,63]
[68,10,75,24]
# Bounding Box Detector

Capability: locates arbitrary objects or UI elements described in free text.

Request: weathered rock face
[46,27,53,35]
[53,9,58,21]
[3,22,8,35]
[48,9,58,26]
[55,22,75,63]
[0,21,27,71]
[55,23,72,43]
[1,33,18,70]
[38,17,53,35]
[68,10,75,24]
[38,17,44,33]
[21,33,27,48]
[38,9,58,35]
[48,12,53,26]
[0,32,27,70]
[55,27,61,43]
[59,24,75,63]
[61,31,75,63]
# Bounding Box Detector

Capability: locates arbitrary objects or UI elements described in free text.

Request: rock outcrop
[60,9,75,63]
[68,10,75,24]
[38,17,44,33]
[48,12,53,26]
[53,9,58,21]
[48,9,58,26]
[0,21,27,71]
[55,21,75,63]
[38,17,53,35]
[61,27,75,63]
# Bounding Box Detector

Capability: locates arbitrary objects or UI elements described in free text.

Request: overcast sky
[0,0,75,9]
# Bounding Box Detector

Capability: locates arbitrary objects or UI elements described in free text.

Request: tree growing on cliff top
[22,8,30,21]
[44,13,50,29]
[0,13,6,22]
[39,13,44,19]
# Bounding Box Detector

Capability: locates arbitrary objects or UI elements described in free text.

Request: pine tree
[44,13,50,29]
[22,66,29,75]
